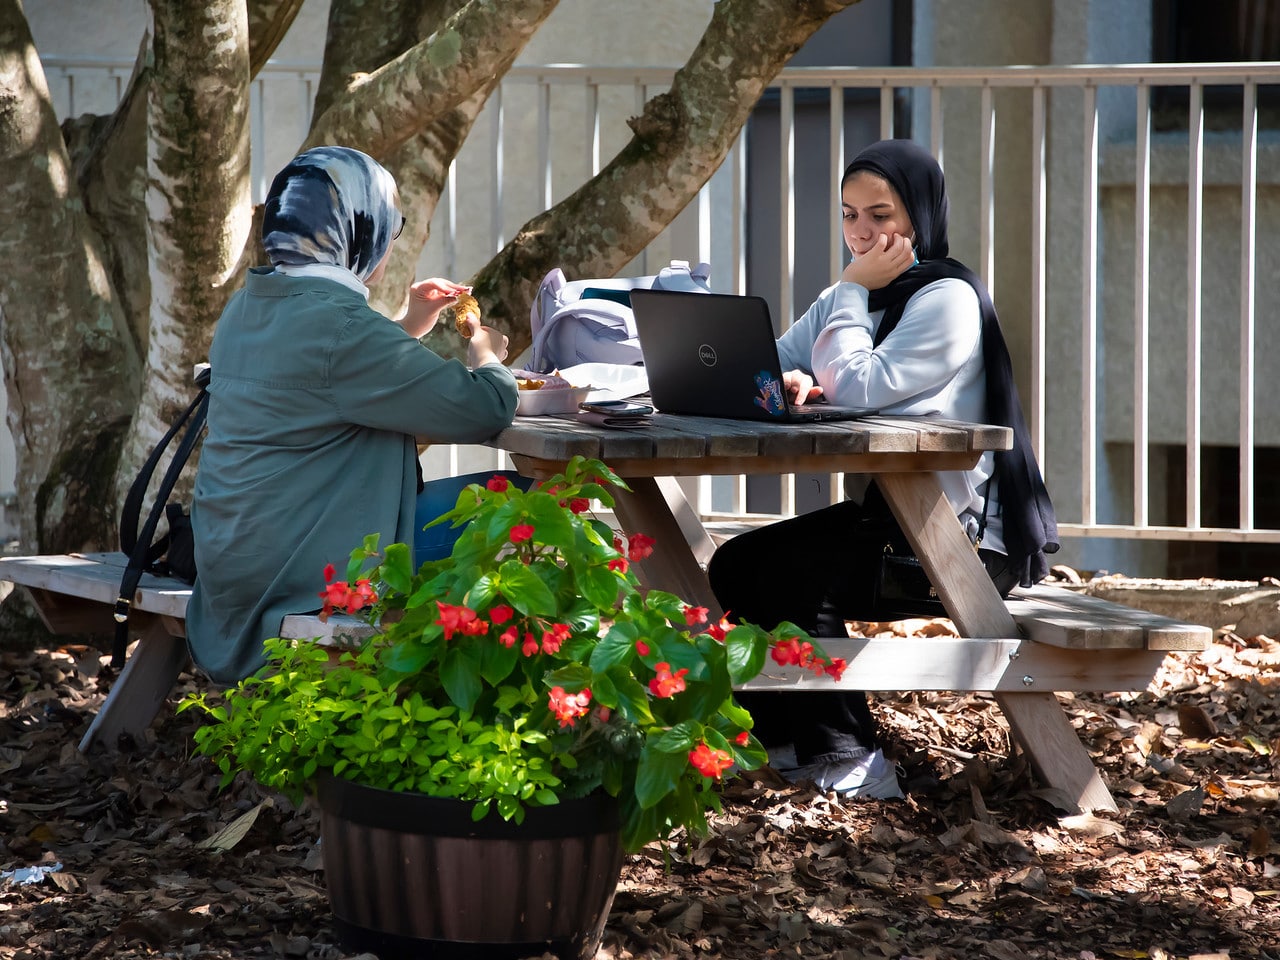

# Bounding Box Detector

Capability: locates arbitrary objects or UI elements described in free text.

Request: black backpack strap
[113,379,210,668]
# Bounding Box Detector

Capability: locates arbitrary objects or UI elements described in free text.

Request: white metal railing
[38,57,1280,552]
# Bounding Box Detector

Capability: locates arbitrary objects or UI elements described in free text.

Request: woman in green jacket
[187,146,518,683]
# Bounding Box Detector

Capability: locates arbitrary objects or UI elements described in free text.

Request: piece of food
[516,378,546,391]
[453,293,480,338]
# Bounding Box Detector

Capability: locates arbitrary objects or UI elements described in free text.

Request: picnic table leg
[611,476,723,617]
[79,619,188,753]
[876,472,1118,814]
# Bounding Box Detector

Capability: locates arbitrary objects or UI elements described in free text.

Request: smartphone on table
[578,399,654,418]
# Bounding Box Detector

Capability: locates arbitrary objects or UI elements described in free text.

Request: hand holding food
[452,292,481,338]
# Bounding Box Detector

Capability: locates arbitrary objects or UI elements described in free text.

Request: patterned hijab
[845,139,1060,586]
[261,146,402,284]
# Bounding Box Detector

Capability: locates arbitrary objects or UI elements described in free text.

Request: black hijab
[845,139,1059,586]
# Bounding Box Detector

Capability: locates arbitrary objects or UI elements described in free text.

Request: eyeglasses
[393,213,406,240]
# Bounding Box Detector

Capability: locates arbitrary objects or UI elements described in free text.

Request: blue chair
[414,470,532,565]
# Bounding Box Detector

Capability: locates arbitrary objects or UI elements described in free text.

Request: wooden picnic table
[487,412,1117,812]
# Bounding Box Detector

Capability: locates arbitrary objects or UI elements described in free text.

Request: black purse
[870,492,990,620]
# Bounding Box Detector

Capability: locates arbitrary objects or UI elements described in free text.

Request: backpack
[527,260,712,374]
[112,365,210,667]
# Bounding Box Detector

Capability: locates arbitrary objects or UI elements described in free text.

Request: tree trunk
[470,0,861,356]
[0,1,140,551]
[112,0,252,503]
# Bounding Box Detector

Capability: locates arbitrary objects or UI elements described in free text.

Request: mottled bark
[0,1,140,551]
[311,0,430,122]
[302,0,559,155]
[471,0,861,356]
[113,0,251,502]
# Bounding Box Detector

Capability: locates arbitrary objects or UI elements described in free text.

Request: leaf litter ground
[1,619,1277,960]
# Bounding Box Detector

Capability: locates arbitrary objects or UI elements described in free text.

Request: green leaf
[578,562,621,610]
[636,741,690,809]
[441,645,482,712]
[379,542,415,595]
[479,634,520,686]
[611,675,654,725]
[464,572,499,611]
[725,626,767,685]
[653,720,700,753]
[590,622,638,673]
[526,495,576,548]
[485,500,526,542]
[497,558,558,617]
[590,671,619,709]
[544,663,593,689]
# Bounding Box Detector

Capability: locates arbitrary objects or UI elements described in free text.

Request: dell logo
[697,344,717,367]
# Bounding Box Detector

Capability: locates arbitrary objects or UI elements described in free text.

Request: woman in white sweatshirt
[708,138,1058,798]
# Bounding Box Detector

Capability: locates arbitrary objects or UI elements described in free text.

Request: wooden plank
[875,473,1116,813]
[862,417,970,452]
[24,588,116,635]
[0,554,192,619]
[917,417,1013,452]
[877,473,1016,639]
[280,613,379,645]
[611,476,722,616]
[1006,596,1146,649]
[79,619,188,752]
[1013,584,1210,651]
[738,636,1171,693]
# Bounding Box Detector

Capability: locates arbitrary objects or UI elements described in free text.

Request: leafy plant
[181,456,847,852]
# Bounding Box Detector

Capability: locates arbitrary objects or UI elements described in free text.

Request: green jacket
[187,268,518,683]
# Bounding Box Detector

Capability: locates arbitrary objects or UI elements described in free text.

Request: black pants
[707,495,1019,766]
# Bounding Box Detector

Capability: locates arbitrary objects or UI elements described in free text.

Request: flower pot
[318,777,624,960]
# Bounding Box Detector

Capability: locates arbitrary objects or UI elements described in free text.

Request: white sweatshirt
[777,278,1005,554]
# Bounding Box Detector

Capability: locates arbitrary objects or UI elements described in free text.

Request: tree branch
[470,0,862,354]
[302,0,559,156]
[248,0,306,78]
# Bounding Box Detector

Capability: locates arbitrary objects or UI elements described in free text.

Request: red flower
[627,533,656,562]
[318,576,378,620]
[541,623,571,655]
[613,535,624,553]
[771,638,802,667]
[635,639,650,657]
[436,602,485,641]
[322,563,336,583]
[489,604,514,625]
[548,686,592,728]
[486,475,510,492]
[608,557,629,574]
[521,632,540,657]
[498,625,519,648]
[509,523,535,544]
[682,605,708,626]
[568,497,590,514]
[734,731,751,746]
[824,657,848,681]
[706,617,732,642]
[648,661,688,699]
[689,742,734,780]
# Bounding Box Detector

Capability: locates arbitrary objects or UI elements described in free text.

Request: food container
[512,369,592,417]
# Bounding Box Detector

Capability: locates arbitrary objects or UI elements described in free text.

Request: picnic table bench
[0,414,1212,814]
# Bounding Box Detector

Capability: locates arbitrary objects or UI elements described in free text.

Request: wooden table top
[486,414,1012,479]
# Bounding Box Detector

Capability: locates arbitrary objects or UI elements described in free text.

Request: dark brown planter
[318,777,624,960]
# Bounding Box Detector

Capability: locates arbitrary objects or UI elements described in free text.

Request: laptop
[628,289,877,423]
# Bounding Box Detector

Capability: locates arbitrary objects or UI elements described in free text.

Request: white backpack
[528,260,712,374]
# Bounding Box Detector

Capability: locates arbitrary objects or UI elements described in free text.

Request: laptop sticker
[753,371,787,416]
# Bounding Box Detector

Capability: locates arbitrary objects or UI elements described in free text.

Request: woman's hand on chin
[841,233,915,290]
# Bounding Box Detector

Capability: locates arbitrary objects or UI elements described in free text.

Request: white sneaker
[790,747,904,800]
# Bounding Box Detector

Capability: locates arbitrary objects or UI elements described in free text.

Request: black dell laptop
[628,289,877,423]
